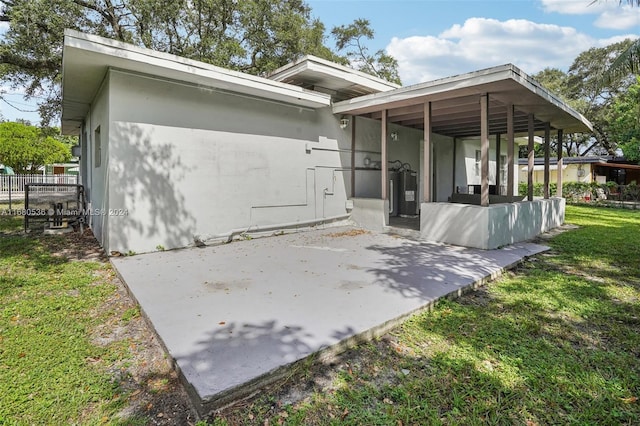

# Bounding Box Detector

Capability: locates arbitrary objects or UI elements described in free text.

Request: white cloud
[386,17,637,85]
[540,0,607,15]
[541,0,640,30]
[597,34,640,46]
[594,6,640,30]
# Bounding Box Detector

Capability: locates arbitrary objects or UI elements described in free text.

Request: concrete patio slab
[111,227,548,414]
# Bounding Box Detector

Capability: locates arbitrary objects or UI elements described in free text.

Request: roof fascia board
[63,29,331,108]
[269,54,400,92]
[517,156,610,165]
[332,65,514,115]
[507,65,592,131]
[333,64,592,133]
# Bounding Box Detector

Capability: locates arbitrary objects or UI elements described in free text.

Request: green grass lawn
[0,208,164,425]
[1,205,639,425]
[0,219,130,424]
[213,205,640,425]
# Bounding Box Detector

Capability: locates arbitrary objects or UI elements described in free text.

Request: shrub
[563,182,592,202]
[623,181,640,201]
[518,182,558,197]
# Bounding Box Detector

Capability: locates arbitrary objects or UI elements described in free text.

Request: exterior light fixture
[339,117,350,129]
[390,131,399,142]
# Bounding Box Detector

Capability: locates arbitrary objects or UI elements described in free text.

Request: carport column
[423,102,432,203]
[351,115,356,198]
[452,137,457,195]
[381,109,388,201]
[556,129,564,197]
[527,113,535,202]
[507,104,515,197]
[544,122,551,199]
[480,95,490,207]
[496,133,501,195]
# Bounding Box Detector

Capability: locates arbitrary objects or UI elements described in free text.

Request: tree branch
[72,0,111,23]
[72,0,126,40]
[0,52,59,73]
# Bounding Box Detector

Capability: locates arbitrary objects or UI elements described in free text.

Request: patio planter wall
[419,197,565,249]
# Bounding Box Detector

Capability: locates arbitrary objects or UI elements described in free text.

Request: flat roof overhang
[595,162,640,170]
[267,55,400,101]
[61,30,331,135]
[333,64,593,138]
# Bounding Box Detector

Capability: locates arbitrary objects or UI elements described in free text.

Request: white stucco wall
[82,77,110,248]
[351,116,422,201]
[420,197,565,249]
[350,127,520,206]
[456,136,518,195]
[430,134,455,202]
[518,163,593,185]
[103,69,352,253]
[350,198,389,231]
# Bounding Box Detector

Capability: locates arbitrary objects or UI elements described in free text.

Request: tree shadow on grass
[408,257,640,424]
[208,230,639,424]
[0,234,72,297]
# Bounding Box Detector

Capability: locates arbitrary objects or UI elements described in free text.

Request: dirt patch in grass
[327,229,369,238]
[212,337,407,424]
[69,234,196,425]
[87,269,196,425]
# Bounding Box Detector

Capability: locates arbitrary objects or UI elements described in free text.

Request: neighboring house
[60,30,592,252]
[0,164,15,175]
[44,162,79,176]
[518,156,640,185]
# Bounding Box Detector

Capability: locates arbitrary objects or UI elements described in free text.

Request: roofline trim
[62,29,331,108]
[332,63,592,133]
[267,54,400,91]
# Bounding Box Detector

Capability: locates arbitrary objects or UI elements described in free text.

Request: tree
[0,121,71,173]
[598,0,640,84]
[0,1,400,124]
[608,77,640,162]
[533,68,599,156]
[533,40,636,156]
[331,19,401,85]
[532,68,572,101]
[566,39,636,155]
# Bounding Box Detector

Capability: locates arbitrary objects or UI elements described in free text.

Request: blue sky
[309,0,639,83]
[1,0,639,125]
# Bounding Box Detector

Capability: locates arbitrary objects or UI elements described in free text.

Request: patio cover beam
[557,129,564,197]
[527,113,535,201]
[480,95,490,207]
[381,109,388,202]
[507,103,515,197]
[424,102,432,203]
[544,122,551,199]
[351,116,356,198]
[496,133,501,195]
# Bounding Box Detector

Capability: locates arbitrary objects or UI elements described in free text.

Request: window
[475,149,481,177]
[94,126,101,168]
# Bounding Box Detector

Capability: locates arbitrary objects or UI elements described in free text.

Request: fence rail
[1,174,78,193]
